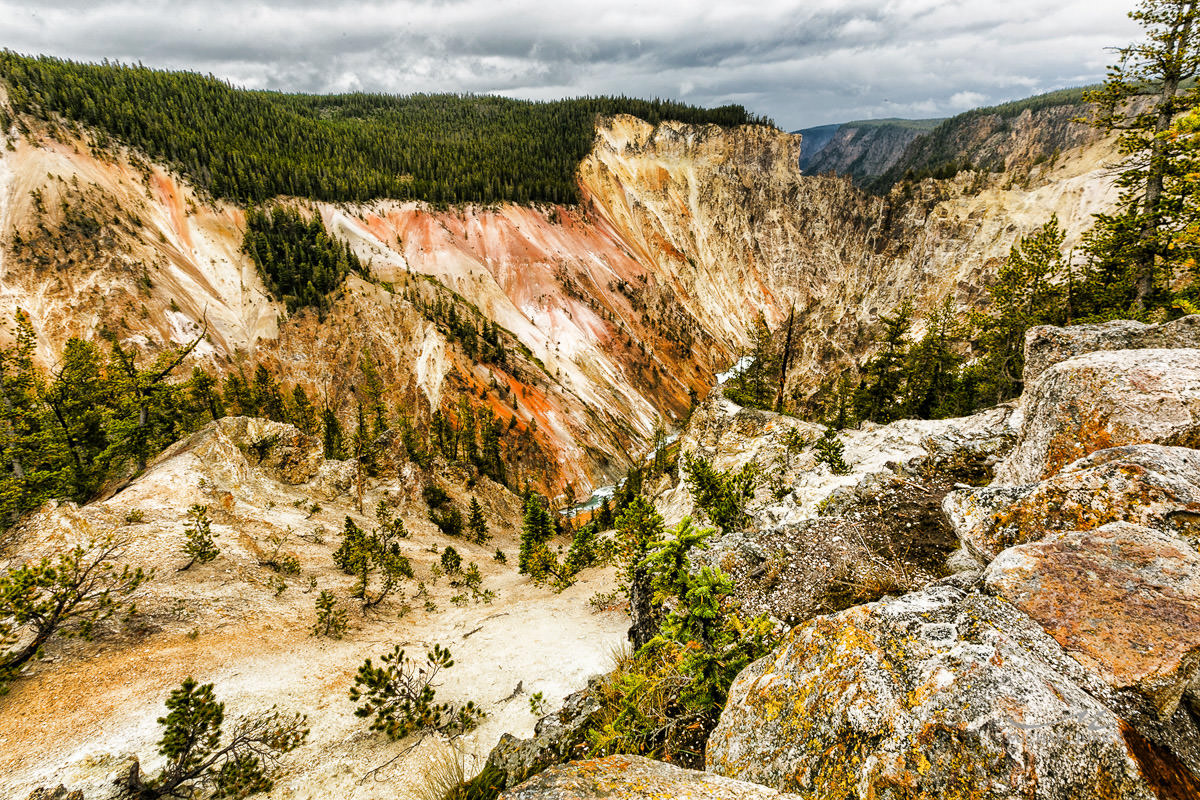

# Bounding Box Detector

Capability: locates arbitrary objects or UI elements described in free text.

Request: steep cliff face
[873,101,1100,189]
[802,120,940,182]
[0,103,1122,497]
[578,113,1121,410]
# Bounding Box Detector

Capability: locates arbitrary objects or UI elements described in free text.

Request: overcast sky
[1,0,1139,129]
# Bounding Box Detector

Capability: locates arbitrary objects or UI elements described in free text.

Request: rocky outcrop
[995,348,1200,484]
[500,755,802,800]
[945,444,1200,560]
[707,583,1200,799]
[476,682,604,792]
[983,522,1200,719]
[1023,315,1200,385]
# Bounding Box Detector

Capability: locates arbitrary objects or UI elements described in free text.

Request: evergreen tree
[1085,0,1200,309]
[813,428,851,475]
[349,644,484,741]
[518,493,563,583]
[852,302,913,423]
[136,677,307,799]
[289,385,318,436]
[252,364,288,423]
[901,296,964,419]
[222,369,256,417]
[322,408,345,460]
[467,497,490,544]
[725,314,779,410]
[1,536,148,693]
[969,217,1068,404]
[184,366,224,425]
[332,513,412,608]
[311,590,348,639]
[681,454,757,533]
[180,504,219,570]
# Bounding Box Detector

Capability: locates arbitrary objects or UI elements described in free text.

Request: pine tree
[253,364,288,423]
[322,408,345,460]
[814,428,851,475]
[332,514,412,608]
[467,497,490,544]
[136,677,307,799]
[970,217,1067,404]
[1,536,148,692]
[180,504,219,570]
[725,314,779,410]
[348,644,484,741]
[311,590,348,639]
[518,493,565,584]
[1085,0,1200,309]
[289,385,318,436]
[853,302,913,423]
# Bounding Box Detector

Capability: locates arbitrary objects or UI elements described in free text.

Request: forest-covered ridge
[866,85,1104,191]
[0,51,773,206]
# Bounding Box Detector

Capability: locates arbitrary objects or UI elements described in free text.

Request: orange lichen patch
[986,523,1200,718]
[1042,414,1118,479]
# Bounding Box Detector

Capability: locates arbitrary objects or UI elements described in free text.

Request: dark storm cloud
[1,0,1139,128]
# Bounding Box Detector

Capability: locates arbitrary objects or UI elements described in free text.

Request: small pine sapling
[180,504,219,570]
[135,677,307,798]
[311,590,348,639]
[349,644,485,741]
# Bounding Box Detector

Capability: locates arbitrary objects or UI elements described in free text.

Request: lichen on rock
[706,583,1177,799]
[995,348,1200,484]
[945,444,1200,561]
[500,754,803,799]
[983,521,1200,720]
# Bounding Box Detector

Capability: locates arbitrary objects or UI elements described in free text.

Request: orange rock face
[996,349,1200,484]
[984,522,1200,719]
[945,444,1200,560]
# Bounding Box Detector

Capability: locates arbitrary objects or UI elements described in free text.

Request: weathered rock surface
[995,348,1200,484]
[706,583,1196,799]
[983,521,1200,719]
[946,444,1200,560]
[500,755,802,799]
[477,681,604,792]
[1024,315,1200,385]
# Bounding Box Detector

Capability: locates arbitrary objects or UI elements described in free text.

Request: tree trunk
[627,564,661,649]
[1137,4,1197,306]
[774,304,795,412]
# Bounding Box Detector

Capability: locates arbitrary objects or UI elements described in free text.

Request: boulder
[1023,315,1200,385]
[706,584,1190,799]
[500,755,801,799]
[983,522,1200,719]
[995,348,1200,484]
[945,444,1200,561]
[477,681,604,791]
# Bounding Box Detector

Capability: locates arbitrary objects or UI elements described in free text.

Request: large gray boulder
[1023,315,1200,385]
[995,348,1200,484]
[983,522,1200,720]
[500,754,801,799]
[476,681,604,791]
[706,583,1198,799]
[945,444,1200,561]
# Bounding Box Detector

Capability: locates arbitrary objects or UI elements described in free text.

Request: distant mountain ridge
[796,86,1102,191]
[798,117,943,182]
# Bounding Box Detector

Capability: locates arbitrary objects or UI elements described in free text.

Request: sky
[0,0,1140,129]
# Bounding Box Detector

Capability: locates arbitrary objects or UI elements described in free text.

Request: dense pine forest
[0,52,772,206]
[242,206,365,313]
